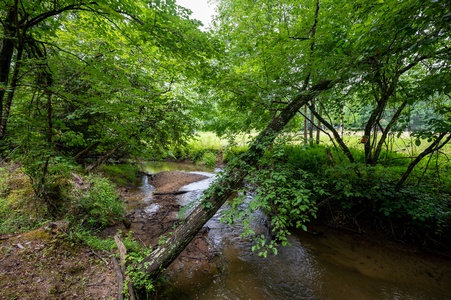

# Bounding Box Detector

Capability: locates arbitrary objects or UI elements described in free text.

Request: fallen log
[111,257,124,300]
[138,80,334,279]
[114,234,136,300]
[153,190,189,196]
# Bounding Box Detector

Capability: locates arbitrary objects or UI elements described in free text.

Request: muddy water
[141,162,451,300]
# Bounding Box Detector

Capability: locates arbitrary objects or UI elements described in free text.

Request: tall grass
[169,132,250,166]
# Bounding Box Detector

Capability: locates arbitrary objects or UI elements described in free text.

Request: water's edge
[139,162,451,300]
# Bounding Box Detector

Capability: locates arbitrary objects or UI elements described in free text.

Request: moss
[21,228,53,241]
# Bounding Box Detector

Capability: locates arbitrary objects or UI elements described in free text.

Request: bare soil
[0,170,215,300]
[0,222,118,300]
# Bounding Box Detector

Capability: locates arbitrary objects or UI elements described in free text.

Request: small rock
[123,218,132,228]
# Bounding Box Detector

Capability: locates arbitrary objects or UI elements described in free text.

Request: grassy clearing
[169,130,451,168]
[288,130,451,159]
[168,131,251,166]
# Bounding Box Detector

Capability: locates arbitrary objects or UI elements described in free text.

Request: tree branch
[396,133,451,190]
[26,2,99,28]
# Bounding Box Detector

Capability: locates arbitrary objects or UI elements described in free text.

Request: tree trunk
[139,80,334,279]
[372,99,407,163]
[0,39,24,140]
[0,8,16,118]
[316,105,321,144]
[0,5,26,140]
[0,7,17,140]
[307,102,355,163]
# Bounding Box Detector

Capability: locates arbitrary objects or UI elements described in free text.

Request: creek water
[141,162,451,300]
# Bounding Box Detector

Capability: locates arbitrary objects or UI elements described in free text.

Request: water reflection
[140,161,451,300]
[176,226,451,300]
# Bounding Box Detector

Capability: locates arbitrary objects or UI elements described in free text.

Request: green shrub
[223,145,248,163]
[100,164,139,187]
[74,175,124,229]
[240,143,451,245]
[200,151,217,167]
[284,144,330,173]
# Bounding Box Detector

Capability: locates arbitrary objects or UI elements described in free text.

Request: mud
[116,171,222,294]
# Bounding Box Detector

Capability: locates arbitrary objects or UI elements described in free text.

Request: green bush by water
[200,151,217,167]
[71,175,125,229]
[243,143,451,246]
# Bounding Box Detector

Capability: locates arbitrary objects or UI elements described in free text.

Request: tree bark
[0,8,16,118]
[139,80,334,279]
[309,100,314,144]
[0,6,18,140]
[0,41,23,139]
[372,99,407,163]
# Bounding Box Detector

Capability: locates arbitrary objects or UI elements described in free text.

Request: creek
[139,162,451,300]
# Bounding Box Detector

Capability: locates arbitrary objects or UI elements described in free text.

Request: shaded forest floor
[0,221,118,300]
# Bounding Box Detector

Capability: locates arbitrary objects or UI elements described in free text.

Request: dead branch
[111,256,124,300]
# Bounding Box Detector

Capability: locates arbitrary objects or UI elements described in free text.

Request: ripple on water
[142,163,451,300]
[143,203,159,217]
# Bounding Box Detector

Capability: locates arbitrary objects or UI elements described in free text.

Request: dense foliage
[0,0,214,213]
[204,0,451,251]
[0,0,450,268]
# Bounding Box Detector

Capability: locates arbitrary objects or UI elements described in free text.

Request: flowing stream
[140,162,451,300]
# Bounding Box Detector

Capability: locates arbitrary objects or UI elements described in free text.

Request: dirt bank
[0,222,118,300]
[0,170,214,300]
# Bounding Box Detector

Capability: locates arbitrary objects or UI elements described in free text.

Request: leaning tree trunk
[139,80,334,278]
[396,132,451,190]
[307,102,355,163]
